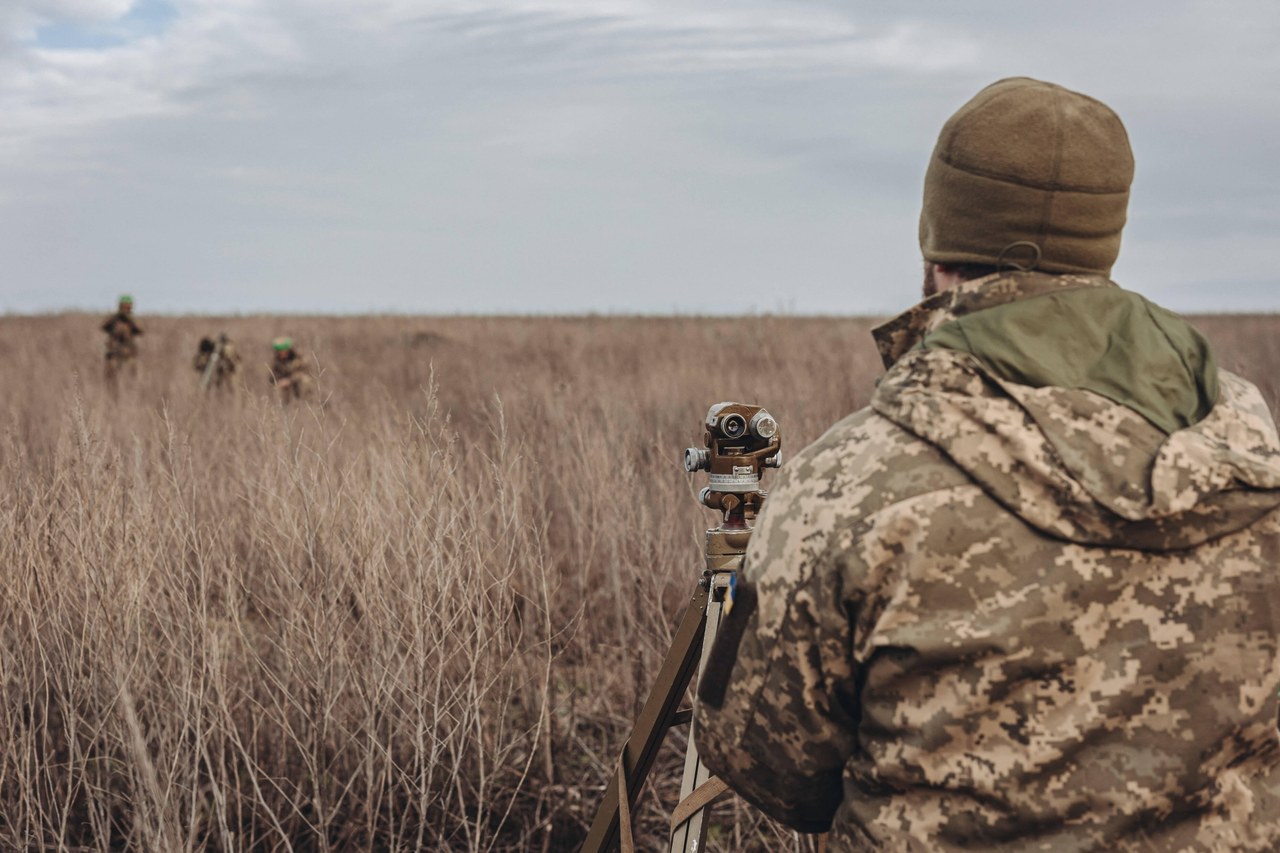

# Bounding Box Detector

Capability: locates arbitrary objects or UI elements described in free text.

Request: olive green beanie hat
[920,77,1134,276]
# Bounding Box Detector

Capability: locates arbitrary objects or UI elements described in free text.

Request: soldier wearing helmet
[269,336,310,402]
[696,78,1280,850]
[101,294,143,383]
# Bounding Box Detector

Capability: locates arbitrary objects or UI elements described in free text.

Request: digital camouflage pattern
[696,271,1280,851]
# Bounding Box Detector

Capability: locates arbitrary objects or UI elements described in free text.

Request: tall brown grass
[1,310,1275,851]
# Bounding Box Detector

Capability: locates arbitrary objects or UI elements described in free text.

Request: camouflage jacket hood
[870,271,1280,549]
[696,271,1280,851]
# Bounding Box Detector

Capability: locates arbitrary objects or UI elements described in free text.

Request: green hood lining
[918,287,1219,435]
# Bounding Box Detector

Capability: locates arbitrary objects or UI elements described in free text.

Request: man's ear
[930,264,966,293]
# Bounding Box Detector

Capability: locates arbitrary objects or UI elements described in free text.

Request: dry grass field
[3,310,1279,852]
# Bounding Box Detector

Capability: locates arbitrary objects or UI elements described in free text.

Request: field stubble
[1,311,1276,851]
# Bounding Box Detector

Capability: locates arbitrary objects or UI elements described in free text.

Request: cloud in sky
[1,0,1278,314]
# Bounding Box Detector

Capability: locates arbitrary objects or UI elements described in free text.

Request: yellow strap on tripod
[669,775,731,834]
[617,758,637,853]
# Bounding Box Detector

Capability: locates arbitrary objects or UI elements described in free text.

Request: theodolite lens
[720,413,747,439]
[684,447,710,472]
[750,411,778,440]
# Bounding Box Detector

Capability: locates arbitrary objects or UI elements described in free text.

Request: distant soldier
[101,294,142,382]
[269,337,310,401]
[194,333,240,390]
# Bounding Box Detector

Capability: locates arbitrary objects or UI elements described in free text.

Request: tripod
[581,401,782,852]
[579,523,750,853]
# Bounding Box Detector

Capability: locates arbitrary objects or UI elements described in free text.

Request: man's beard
[922,262,937,299]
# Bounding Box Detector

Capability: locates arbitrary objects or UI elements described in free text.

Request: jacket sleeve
[693,466,861,832]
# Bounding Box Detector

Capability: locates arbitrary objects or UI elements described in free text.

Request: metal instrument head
[683,401,781,526]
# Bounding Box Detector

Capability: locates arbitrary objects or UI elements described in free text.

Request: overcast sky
[2,0,1278,315]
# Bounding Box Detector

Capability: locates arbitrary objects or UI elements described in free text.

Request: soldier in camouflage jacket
[270,337,310,402]
[101,294,142,381]
[194,333,241,390]
[696,79,1280,851]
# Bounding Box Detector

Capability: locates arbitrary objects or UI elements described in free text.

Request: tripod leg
[670,571,732,852]
[580,579,711,853]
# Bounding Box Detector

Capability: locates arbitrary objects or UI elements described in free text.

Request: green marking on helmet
[273,337,293,351]
[119,295,134,304]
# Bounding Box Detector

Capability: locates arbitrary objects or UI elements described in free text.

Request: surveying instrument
[581,402,781,853]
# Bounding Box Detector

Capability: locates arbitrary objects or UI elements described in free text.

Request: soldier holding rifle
[101,294,142,384]
[269,336,310,402]
[696,78,1280,850]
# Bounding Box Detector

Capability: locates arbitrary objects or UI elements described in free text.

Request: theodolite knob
[684,447,710,473]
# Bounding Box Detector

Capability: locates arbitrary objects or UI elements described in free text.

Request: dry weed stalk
[0,312,1272,850]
